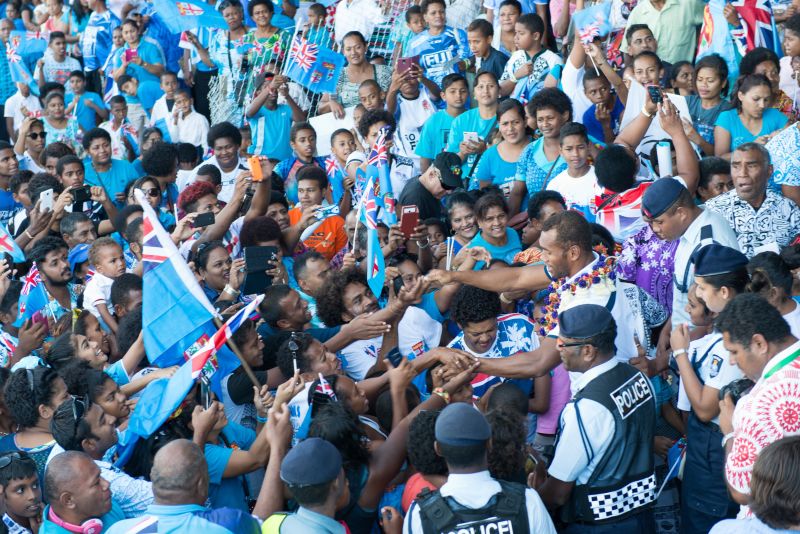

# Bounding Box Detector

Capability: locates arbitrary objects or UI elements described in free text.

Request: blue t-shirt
[270,0,299,30]
[84,159,140,206]
[687,95,732,145]
[715,107,788,152]
[114,41,164,85]
[104,359,130,386]
[0,190,21,226]
[467,227,522,266]
[416,110,457,160]
[445,108,497,183]
[65,91,105,132]
[248,104,293,160]
[582,96,624,143]
[204,422,256,512]
[82,10,121,71]
[405,27,472,87]
[474,143,522,196]
[135,81,164,112]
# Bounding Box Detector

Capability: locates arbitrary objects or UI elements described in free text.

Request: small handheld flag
[0,223,25,263]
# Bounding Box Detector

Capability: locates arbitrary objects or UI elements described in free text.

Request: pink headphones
[48,507,104,534]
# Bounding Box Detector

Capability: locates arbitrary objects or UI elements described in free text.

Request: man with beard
[29,237,80,322]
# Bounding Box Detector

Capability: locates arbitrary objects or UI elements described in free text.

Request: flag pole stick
[213,317,261,388]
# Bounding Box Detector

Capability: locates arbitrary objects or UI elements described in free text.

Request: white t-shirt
[186,155,249,203]
[546,165,601,210]
[83,271,115,321]
[783,302,800,338]
[4,93,42,135]
[339,306,442,380]
[393,88,437,176]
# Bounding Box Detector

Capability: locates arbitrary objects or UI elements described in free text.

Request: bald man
[39,451,125,533]
[107,439,259,533]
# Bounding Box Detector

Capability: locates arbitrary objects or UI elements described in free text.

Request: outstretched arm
[426,263,551,294]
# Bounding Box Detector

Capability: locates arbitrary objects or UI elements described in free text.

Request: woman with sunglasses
[128,176,175,230]
[0,367,70,484]
[669,244,748,533]
[0,451,43,533]
[13,117,46,174]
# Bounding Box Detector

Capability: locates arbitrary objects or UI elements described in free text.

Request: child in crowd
[83,237,127,334]
[387,65,437,175]
[305,3,332,47]
[0,451,43,533]
[546,122,600,218]
[4,82,42,144]
[149,71,180,129]
[239,124,252,157]
[394,5,424,57]
[167,89,210,151]
[467,19,509,82]
[246,73,306,161]
[358,79,386,112]
[499,13,562,100]
[276,122,326,205]
[416,73,469,171]
[65,70,109,133]
[117,75,161,125]
[99,96,136,161]
[328,128,357,208]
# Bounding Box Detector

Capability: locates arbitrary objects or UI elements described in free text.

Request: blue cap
[559,304,615,339]
[691,244,748,277]
[280,438,342,486]
[641,178,687,219]
[68,243,91,273]
[435,402,490,446]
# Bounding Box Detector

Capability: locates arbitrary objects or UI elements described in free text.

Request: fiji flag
[14,264,48,327]
[121,122,140,157]
[135,189,220,367]
[6,47,38,97]
[325,156,346,205]
[366,225,385,299]
[572,1,612,43]
[150,0,227,33]
[367,126,397,225]
[285,36,345,94]
[0,223,25,263]
[9,31,47,70]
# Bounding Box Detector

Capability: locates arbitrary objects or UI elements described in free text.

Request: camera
[718,378,755,405]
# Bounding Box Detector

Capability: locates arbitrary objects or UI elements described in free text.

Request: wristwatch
[432,387,450,404]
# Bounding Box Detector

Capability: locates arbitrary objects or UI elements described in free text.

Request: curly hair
[60,360,111,402]
[308,402,370,472]
[177,181,216,213]
[486,409,527,483]
[4,367,62,429]
[450,285,501,327]
[407,410,448,476]
[526,88,573,122]
[240,216,282,248]
[316,268,369,327]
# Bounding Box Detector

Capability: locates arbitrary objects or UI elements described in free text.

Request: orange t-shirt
[288,208,348,261]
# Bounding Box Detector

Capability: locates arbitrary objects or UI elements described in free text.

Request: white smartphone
[463,131,480,144]
[40,189,54,211]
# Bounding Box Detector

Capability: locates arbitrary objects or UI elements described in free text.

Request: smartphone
[40,189,54,211]
[200,378,211,409]
[71,186,92,205]
[646,84,663,104]
[30,310,49,336]
[463,131,480,144]
[248,156,264,182]
[242,245,278,295]
[192,212,215,228]
[315,204,340,220]
[396,55,420,74]
[400,205,419,238]
[392,275,404,296]
[124,48,138,62]
[386,347,403,368]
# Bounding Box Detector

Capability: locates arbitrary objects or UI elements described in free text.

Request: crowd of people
[0,0,797,532]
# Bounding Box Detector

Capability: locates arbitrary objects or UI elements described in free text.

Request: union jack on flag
[363,179,379,230]
[289,37,318,71]
[176,2,204,15]
[21,264,40,296]
[315,373,337,400]
[141,217,170,270]
[731,0,780,52]
[367,127,389,168]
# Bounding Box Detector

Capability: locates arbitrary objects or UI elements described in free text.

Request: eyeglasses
[138,187,160,198]
[556,339,588,351]
[27,132,46,140]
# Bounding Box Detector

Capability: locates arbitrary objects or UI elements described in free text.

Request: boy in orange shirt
[288,166,348,261]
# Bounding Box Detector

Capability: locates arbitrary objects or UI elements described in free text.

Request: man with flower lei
[426,210,660,383]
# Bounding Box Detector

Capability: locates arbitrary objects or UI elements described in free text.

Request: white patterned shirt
[705,189,800,259]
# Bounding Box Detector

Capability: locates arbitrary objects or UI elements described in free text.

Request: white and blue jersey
[405,27,472,88]
[81,10,121,72]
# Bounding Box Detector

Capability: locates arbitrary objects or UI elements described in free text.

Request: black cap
[280,438,342,485]
[641,178,687,219]
[432,152,464,190]
[435,402,490,446]
[559,304,615,339]
[691,244,748,277]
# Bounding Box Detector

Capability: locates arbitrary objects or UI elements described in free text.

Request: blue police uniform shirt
[447,312,537,398]
[204,422,256,512]
[405,27,472,88]
[65,92,105,132]
[82,10,121,72]
[84,159,140,206]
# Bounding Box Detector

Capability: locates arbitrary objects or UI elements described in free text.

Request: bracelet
[672,348,688,358]
[417,238,430,249]
[432,387,450,404]
[499,292,513,304]
[641,106,654,118]
[509,73,518,83]
[223,285,240,297]
[721,431,735,448]
[24,230,33,239]
[256,414,268,424]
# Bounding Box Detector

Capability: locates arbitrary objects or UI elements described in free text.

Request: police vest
[416,480,530,534]
[559,363,657,525]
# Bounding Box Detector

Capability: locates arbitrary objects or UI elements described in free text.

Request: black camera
[718,378,755,405]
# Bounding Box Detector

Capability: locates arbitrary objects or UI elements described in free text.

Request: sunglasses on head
[0,451,35,470]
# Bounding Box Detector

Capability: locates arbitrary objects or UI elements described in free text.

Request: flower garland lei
[536,255,617,336]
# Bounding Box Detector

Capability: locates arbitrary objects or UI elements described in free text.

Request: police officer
[403,403,556,534]
[641,177,740,328]
[263,438,348,533]
[669,244,749,533]
[534,304,656,533]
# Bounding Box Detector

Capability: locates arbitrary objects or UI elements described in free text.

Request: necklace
[536,255,617,336]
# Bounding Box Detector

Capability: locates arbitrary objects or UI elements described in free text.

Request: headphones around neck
[48,507,104,534]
